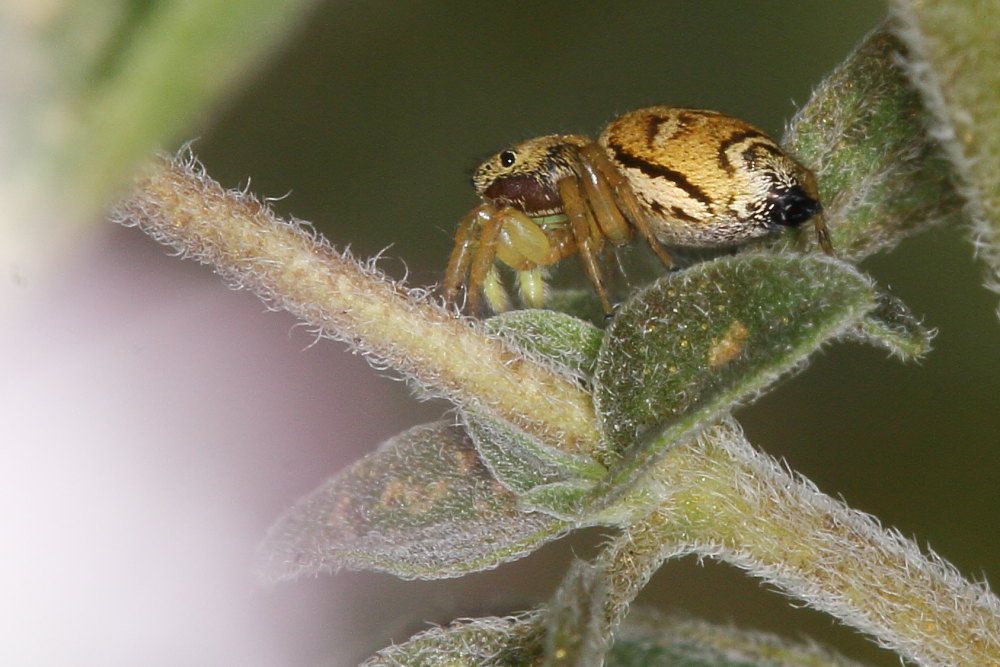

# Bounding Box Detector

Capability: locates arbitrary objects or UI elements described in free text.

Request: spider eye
[499,150,517,167]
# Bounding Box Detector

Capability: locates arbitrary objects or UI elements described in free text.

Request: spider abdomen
[599,106,821,247]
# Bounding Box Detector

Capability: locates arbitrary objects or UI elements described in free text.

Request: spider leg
[467,206,511,313]
[576,146,633,245]
[483,265,513,313]
[443,204,495,309]
[492,208,553,309]
[558,176,614,314]
[802,168,834,255]
[580,144,675,270]
[812,211,834,255]
[516,267,546,309]
[495,208,552,267]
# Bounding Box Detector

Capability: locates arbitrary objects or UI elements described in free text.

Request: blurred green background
[31,1,997,664]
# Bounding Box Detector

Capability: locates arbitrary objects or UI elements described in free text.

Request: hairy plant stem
[110,152,600,456]
[584,421,1000,666]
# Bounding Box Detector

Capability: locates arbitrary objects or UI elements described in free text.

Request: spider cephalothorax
[443,106,831,315]
[472,135,587,215]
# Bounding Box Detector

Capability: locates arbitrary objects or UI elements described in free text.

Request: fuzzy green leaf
[518,480,600,519]
[854,291,933,359]
[258,421,569,581]
[361,605,863,667]
[779,24,966,260]
[361,611,545,667]
[889,2,1000,312]
[591,254,876,494]
[544,288,614,328]
[463,410,604,514]
[462,310,607,516]
[606,610,865,667]
[483,309,604,380]
[467,311,606,514]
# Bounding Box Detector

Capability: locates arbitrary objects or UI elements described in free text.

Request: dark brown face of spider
[481,171,561,214]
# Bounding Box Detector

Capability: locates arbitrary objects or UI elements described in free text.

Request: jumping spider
[443,106,832,315]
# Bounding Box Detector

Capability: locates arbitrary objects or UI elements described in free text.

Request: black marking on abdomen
[609,142,713,207]
[670,206,700,223]
[716,129,769,173]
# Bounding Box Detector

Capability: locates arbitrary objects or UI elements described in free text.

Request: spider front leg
[443,204,516,314]
[444,204,558,313]
[443,204,485,304]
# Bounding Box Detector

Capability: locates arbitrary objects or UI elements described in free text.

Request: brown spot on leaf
[326,489,359,536]
[708,321,749,367]
[490,477,518,500]
[454,445,480,475]
[380,479,408,509]
[378,478,450,515]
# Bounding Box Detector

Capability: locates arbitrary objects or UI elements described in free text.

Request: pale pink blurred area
[0,225,432,665]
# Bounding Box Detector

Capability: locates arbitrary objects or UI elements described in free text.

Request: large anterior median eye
[499,150,517,168]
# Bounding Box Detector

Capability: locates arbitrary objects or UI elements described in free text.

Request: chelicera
[443,106,832,315]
